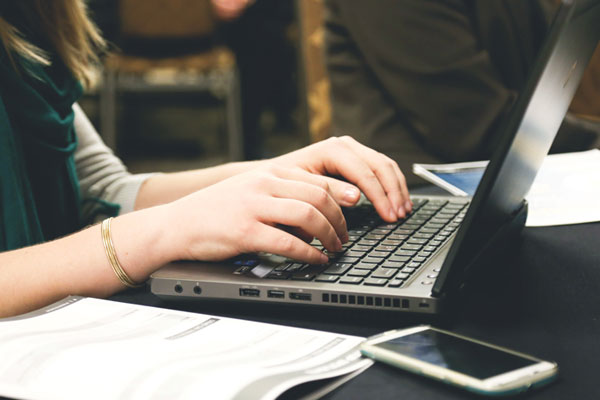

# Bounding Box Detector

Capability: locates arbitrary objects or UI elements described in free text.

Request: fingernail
[319,253,329,264]
[389,208,397,221]
[341,232,349,243]
[343,187,360,203]
[397,206,406,219]
[335,237,343,252]
[405,200,413,213]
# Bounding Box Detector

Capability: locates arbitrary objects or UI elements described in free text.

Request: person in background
[0,1,410,318]
[211,0,254,20]
[212,0,298,160]
[324,0,600,185]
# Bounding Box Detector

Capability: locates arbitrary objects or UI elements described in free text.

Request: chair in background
[99,0,243,160]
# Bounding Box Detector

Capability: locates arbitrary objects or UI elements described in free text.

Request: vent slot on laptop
[321,293,410,309]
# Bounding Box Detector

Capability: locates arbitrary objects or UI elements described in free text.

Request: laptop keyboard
[234,198,470,288]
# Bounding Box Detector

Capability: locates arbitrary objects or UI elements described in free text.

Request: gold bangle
[101,217,144,288]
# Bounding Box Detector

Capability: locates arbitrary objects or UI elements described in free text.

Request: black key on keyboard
[339,276,363,284]
[357,239,378,246]
[343,250,367,258]
[315,274,339,283]
[351,244,373,252]
[388,280,404,288]
[266,271,290,280]
[347,268,370,277]
[367,252,388,259]
[371,267,397,279]
[381,261,404,269]
[387,255,411,263]
[354,262,378,270]
[322,263,353,275]
[291,272,317,281]
[335,256,361,264]
[363,278,388,286]
[362,256,384,264]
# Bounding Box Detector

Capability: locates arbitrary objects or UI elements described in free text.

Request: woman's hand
[161,136,410,265]
[134,137,410,222]
[272,136,411,222]
[164,165,350,264]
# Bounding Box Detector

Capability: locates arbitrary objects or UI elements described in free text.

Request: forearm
[73,103,270,212]
[134,159,266,209]
[0,205,174,318]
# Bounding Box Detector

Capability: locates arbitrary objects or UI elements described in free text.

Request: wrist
[225,159,268,175]
[109,205,179,283]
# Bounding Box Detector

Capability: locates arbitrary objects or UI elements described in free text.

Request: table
[110,220,600,399]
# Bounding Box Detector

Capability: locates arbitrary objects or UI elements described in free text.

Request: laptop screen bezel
[432,0,600,297]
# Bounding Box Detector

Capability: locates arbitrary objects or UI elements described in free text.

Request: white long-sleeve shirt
[73,103,155,223]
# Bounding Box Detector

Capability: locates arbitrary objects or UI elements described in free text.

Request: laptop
[151,0,600,313]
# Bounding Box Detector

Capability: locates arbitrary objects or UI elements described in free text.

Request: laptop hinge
[432,200,528,298]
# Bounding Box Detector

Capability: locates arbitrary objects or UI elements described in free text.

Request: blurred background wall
[80,0,599,181]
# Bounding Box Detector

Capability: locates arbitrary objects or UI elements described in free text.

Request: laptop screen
[433,0,600,296]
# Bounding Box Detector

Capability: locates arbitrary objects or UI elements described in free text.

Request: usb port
[289,292,311,301]
[267,290,285,299]
[239,288,260,297]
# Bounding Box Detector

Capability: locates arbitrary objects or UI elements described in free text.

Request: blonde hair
[0,0,105,88]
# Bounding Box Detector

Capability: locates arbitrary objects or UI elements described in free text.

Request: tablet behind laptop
[150,0,600,313]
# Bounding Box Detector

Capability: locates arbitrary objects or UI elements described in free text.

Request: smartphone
[360,326,558,396]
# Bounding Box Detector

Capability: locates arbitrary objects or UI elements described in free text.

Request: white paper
[413,149,600,227]
[525,149,600,227]
[0,297,372,400]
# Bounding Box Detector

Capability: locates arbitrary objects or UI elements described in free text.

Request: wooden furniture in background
[571,44,600,122]
[100,0,243,160]
[297,0,331,143]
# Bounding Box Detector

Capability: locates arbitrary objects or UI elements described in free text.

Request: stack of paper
[0,297,371,400]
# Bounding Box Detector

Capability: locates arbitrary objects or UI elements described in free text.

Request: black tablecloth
[110,219,600,399]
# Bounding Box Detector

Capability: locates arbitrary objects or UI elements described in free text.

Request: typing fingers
[259,193,343,254]
[265,179,348,247]
[317,138,400,222]
[282,226,315,244]
[246,224,328,264]
[267,165,361,208]
[339,136,411,217]
[392,161,412,213]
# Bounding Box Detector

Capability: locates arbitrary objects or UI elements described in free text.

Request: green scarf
[0,42,83,251]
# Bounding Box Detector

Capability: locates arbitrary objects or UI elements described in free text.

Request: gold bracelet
[101,217,144,288]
